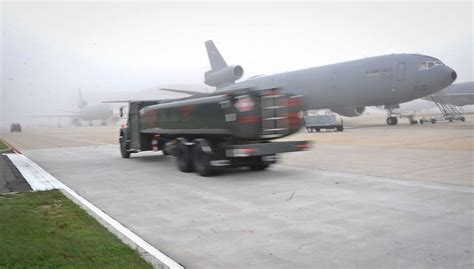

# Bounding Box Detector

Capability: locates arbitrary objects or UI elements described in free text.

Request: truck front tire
[177,143,193,172]
[120,138,130,159]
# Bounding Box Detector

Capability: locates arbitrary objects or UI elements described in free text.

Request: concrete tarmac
[23,145,473,268]
[2,114,472,186]
[1,115,473,267]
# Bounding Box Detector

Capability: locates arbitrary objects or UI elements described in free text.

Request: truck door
[129,103,142,150]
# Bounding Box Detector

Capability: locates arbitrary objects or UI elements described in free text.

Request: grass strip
[0,140,9,150]
[0,190,152,268]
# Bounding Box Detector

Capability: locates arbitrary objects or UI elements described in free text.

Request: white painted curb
[4,153,183,269]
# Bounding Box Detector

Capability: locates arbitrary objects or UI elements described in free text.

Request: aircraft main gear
[386,116,398,125]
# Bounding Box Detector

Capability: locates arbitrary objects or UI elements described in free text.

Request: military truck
[119,88,309,176]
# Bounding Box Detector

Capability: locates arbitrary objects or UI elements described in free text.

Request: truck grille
[260,90,289,138]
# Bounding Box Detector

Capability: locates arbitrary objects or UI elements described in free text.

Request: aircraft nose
[451,70,457,81]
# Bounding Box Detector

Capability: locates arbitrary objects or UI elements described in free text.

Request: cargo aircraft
[161,40,457,125]
[36,89,116,126]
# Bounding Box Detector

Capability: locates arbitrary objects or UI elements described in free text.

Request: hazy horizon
[1,1,472,127]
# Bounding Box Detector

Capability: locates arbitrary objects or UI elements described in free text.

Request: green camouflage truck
[119,88,309,176]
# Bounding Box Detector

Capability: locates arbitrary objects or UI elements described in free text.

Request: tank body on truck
[119,88,309,176]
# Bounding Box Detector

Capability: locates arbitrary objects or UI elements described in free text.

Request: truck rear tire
[193,143,214,177]
[120,138,130,159]
[249,157,269,171]
[177,143,193,172]
[336,126,344,132]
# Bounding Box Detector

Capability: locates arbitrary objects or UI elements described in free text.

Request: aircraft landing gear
[385,104,400,126]
[386,116,398,125]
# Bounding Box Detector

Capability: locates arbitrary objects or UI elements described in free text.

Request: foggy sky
[1,1,472,127]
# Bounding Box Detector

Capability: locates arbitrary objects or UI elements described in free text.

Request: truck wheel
[193,143,214,177]
[177,143,193,172]
[336,126,344,132]
[250,157,269,171]
[120,138,130,159]
[316,128,320,132]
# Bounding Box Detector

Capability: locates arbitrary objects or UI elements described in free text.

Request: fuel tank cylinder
[139,88,303,141]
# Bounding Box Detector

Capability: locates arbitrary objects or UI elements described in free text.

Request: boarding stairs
[429,90,465,122]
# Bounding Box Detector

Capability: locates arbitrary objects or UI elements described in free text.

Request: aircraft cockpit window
[418,61,444,71]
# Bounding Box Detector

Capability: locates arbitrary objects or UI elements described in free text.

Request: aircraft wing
[423,92,474,100]
[102,99,172,103]
[31,114,79,118]
[158,88,207,96]
[443,93,474,97]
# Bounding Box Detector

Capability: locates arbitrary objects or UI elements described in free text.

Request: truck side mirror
[119,107,124,118]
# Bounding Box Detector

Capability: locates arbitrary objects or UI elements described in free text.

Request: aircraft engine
[331,106,366,117]
[204,65,244,87]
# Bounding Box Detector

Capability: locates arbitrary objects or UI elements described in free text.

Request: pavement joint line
[33,133,111,145]
[4,153,184,269]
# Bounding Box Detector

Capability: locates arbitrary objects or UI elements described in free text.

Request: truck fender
[193,138,213,153]
[176,137,194,147]
[119,128,129,143]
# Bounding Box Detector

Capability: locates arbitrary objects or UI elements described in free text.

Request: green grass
[0,190,153,268]
[0,140,9,150]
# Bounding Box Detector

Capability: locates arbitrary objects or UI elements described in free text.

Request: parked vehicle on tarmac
[118,88,309,176]
[304,114,343,132]
[10,123,22,132]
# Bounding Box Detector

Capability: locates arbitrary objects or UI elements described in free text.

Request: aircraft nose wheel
[386,116,398,125]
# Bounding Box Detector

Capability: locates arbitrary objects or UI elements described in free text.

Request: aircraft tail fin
[204,40,244,88]
[205,40,228,71]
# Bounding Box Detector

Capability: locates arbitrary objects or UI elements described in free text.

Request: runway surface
[1,116,473,268]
